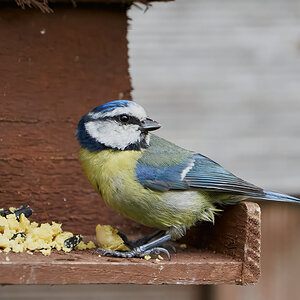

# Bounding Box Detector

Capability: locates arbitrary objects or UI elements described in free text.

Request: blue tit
[76,100,299,259]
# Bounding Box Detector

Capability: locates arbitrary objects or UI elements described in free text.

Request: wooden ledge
[0,202,260,285]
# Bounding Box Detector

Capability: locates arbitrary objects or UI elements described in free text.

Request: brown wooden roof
[11,0,172,14]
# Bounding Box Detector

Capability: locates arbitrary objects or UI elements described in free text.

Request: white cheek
[85,120,141,150]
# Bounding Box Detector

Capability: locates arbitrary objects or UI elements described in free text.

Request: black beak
[139,118,161,132]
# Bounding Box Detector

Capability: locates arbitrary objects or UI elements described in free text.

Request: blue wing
[183,154,263,194]
[135,135,263,195]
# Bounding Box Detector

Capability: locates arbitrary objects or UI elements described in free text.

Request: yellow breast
[79,148,149,216]
[78,148,214,234]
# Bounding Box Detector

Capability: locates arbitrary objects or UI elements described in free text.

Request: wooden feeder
[0,0,261,285]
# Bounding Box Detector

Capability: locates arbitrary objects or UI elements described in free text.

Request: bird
[76,100,299,259]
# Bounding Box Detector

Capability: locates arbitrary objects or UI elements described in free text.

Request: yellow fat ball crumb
[96,225,130,251]
[180,243,187,249]
[40,248,51,256]
[144,255,151,261]
[52,231,73,252]
[7,214,20,231]
[0,211,94,256]
[76,240,96,250]
[19,214,30,232]
[0,235,10,248]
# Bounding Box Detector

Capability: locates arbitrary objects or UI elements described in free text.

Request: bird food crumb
[0,206,95,256]
[76,240,96,250]
[157,255,164,260]
[144,255,151,260]
[180,243,187,249]
[96,225,129,251]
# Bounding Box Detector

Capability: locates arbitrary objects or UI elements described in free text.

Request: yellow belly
[79,148,162,227]
[79,148,217,234]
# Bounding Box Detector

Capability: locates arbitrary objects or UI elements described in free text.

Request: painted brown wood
[0,250,242,285]
[0,5,138,235]
[218,202,300,299]
[0,202,261,285]
[15,0,171,4]
[9,0,173,12]
[49,0,172,3]
[180,201,261,284]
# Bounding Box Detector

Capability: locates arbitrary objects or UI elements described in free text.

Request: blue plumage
[135,134,265,196]
[260,190,300,203]
[184,154,263,195]
[90,100,131,114]
[135,163,189,191]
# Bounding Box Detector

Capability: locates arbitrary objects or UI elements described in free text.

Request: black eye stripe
[116,115,141,125]
[99,115,141,125]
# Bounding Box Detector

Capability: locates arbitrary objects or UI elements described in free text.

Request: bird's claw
[142,247,171,260]
[160,243,176,253]
[93,234,173,260]
[93,246,171,260]
[93,248,105,254]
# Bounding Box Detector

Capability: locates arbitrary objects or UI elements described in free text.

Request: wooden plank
[48,0,173,3]
[0,6,136,235]
[5,0,173,6]
[0,250,242,285]
[218,202,300,298]
[180,201,261,284]
[0,202,261,285]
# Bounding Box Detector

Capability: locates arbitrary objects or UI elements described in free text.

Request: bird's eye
[119,114,130,123]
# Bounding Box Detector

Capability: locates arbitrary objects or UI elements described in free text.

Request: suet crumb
[180,243,187,249]
[95,225,130,251]
[0,206,95,256]
[76,240,96,250]
[144,255,151,260]
[157,255,164,260]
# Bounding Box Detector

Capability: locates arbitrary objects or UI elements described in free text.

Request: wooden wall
[0,3,134,235]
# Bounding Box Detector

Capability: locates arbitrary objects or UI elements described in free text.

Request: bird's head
[76,100,161,151]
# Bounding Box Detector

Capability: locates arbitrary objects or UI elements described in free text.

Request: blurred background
[1,0,300,299]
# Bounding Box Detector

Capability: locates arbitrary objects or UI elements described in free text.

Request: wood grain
[0,202,261,285]
[0,250,242,285]
[0,5,136,235]
[180,201,261,284]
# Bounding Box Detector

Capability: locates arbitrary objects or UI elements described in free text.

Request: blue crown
[91,100,132,114]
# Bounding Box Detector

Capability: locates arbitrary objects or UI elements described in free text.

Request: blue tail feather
[262,190,300,203]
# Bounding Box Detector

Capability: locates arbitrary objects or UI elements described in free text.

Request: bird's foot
[97,246,171,260]
[117,230,164,248]
[95,234,173,260]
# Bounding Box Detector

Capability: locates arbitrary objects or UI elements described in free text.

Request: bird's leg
[117,230,164,248]
[96,234,173,260]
